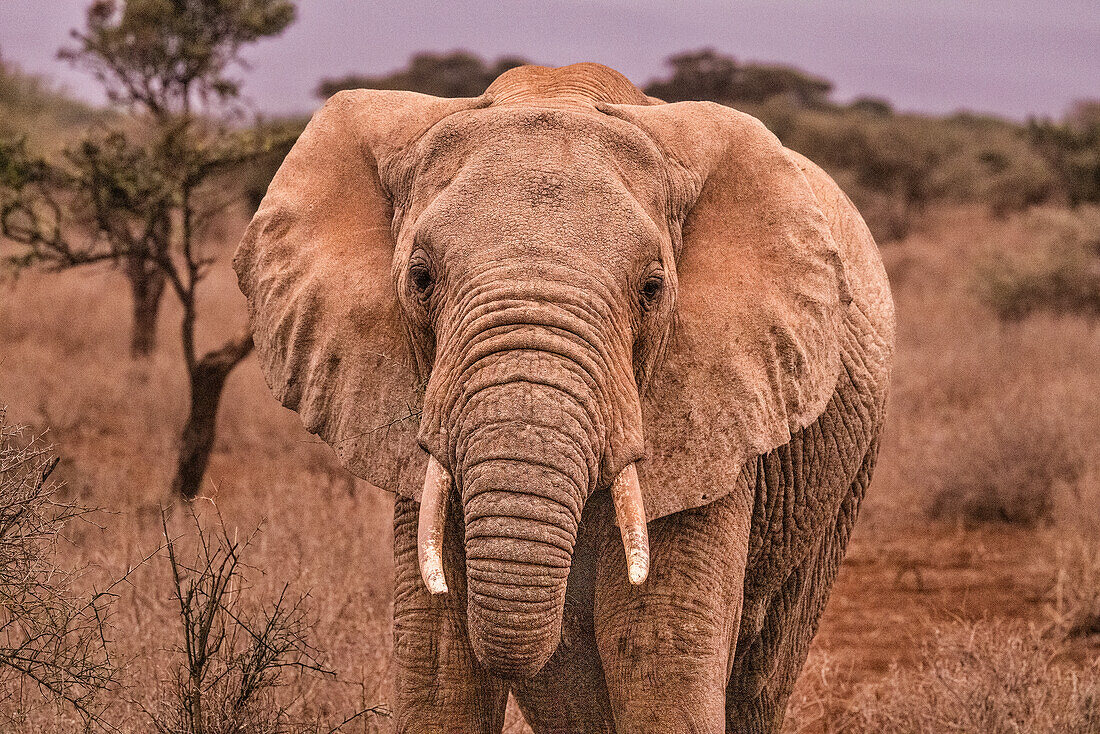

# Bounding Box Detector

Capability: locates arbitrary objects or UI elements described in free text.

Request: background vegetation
[1,8,1098,731]
[318,48,1100,244]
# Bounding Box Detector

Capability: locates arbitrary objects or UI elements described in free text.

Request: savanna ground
[2,200,1098,732]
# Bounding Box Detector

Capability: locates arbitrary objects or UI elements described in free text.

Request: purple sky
[2,0,1097,120]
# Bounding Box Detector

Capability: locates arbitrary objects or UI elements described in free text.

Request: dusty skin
[234,63,894,733]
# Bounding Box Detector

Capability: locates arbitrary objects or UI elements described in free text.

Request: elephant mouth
[415,453,649,596]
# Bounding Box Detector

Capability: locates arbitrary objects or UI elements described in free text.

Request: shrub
[851,621,1100,733]
[0,409,115,725]
[316,51,529,99]
[761,108,1062,241]
[148,509,334,734]
[0,57,106,153]
[1029,100,1100,206]
[782,650,859,734]
[644,49,833,109]
[976,206,1100,321]
[927,395,1081,527]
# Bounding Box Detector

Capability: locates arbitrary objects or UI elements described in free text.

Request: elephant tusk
[418,454,452,595]
[610,463,649,585]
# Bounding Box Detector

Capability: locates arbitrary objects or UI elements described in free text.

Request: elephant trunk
[417,279,646,677]
[456,375,593,677]
[463,453,581,677]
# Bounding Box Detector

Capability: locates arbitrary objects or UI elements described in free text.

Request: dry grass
[2,204,1100,730]
[0,411,115,726]
[1046,535,1100,640]
[790,621,1100,734]
[783,205,1100,732]
[925,394,1082,526]
[147,508,339,734]
[864,206,1100,530]
[0,248,396,730]
[862,621,1100,733]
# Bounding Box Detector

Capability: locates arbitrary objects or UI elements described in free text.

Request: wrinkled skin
[235,64,895,733]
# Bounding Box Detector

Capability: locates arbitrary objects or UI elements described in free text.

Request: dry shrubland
[1047,536,1100,640]
[2,204,1098,731]
[752,104,1063,241]
[976,205,1100,321]
[3,48,1100,734]
[783,205,1100,732]
[924,393,1083,527]
[0,59,108,154]
[789,622,1100,734]
[0,258,397,730]
[865,206,1100,531]
[853,622,1100,734]
[0,411,114,726]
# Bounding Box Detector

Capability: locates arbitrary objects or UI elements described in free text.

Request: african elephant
[234,63,894,733]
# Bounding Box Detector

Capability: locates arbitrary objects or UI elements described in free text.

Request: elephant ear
[601,102,852,521]
[234,90,488,497]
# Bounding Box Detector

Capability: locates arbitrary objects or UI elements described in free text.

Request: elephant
[234,63,894,733]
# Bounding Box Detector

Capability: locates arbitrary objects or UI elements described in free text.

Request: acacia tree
[0,0,297,498]
[5,0,295,357]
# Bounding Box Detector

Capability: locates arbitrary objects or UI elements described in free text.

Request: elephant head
[234,64,849,678]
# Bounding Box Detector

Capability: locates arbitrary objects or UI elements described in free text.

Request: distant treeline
[316,49,1100,241]
[316,49,836,108]
[5,49,1097,243]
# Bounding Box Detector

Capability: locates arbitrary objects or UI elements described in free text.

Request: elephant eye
[409,262,434,296]
[640,272,664,309]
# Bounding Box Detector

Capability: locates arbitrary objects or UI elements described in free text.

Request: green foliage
[316,50,530,99]
[1,130,174,274]
[1028,101,1100,206]
[976,206,1100,321]
[0,138,81,271]
[848,96,893,117]
[0,0,300,300]
[62,0,295,115]
[636,48,1100,241]
[644,48,833,108]
[2,0,301,279]
[1,0,300,497]
[237,117,306,211]
[755,103,1061,240]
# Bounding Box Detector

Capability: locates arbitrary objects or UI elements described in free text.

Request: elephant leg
[510,497,616,733]
[726,437,879,733]
[392,496,509,733]
[593,489,753,734]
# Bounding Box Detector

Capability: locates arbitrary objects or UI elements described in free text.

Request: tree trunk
[125,252,167,358]
[171,331,254,499]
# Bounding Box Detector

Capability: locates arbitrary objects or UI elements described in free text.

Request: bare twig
[151,507,336,734]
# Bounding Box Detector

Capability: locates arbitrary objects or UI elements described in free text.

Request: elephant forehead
[414,155,666,262]
[407,107,671,210]
[445,153,640,212]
